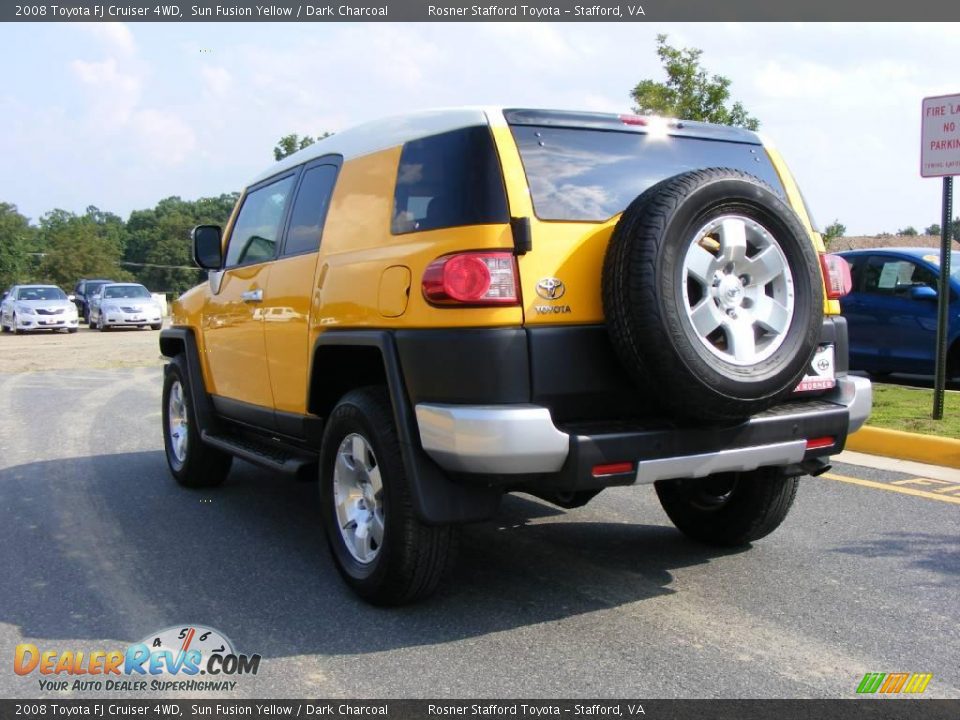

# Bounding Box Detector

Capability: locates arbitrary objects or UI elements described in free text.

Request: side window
[283,164,339,256]
[863,257,937,296]
[225,175,296,267]
[391,126,509,235]
[846,256,866,292]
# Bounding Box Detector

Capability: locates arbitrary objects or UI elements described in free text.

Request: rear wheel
[162,355,232,488]
[319,387,458,605]
[655,468,800,546]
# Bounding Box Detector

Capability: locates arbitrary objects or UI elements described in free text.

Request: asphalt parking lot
[1,338,958,699]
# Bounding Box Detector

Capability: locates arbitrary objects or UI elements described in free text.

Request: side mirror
[910,285,937,301]
[192,225,224,270]
[67,294,76,302]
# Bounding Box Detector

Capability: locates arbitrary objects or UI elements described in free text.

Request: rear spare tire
[603,168,822,422]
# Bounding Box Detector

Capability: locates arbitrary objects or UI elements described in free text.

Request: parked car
[73,278,116,323]
[89,282,163,331]
[159,107,870,605]
[1,284,79,334]
[837,248,960,378]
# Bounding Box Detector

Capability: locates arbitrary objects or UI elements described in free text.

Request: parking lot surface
[1,361,957,699]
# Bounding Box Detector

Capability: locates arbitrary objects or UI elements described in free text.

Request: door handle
[241,289,263,303]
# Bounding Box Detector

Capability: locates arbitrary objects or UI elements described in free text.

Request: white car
[0,284,79,334]
[89,283,164,331]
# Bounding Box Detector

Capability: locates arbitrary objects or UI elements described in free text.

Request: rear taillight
[819,253,853,299]
[422,252,519,305]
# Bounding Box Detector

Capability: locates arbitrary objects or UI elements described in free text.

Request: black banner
[3,0,960,22]
[1,701,960,720]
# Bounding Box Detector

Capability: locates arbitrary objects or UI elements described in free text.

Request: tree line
[0,195,238,296]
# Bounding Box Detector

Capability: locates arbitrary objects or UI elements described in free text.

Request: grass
[867,383,960,439]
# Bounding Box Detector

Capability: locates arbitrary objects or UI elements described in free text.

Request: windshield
[921,251,960,283]
[510,125,786,222]
[104,285,152,300]
[17,287,67,301]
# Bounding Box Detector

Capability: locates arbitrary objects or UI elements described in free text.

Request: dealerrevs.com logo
[14,625,261,693]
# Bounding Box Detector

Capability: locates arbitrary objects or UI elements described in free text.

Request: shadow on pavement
[832,531,960,579]
[1,451,742,658]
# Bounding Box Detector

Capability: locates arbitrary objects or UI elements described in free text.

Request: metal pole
[933,175,953,420]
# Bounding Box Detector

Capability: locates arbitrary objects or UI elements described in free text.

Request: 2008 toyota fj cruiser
[160,108,871,605]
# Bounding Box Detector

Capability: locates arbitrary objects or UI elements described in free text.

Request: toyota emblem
[536,278,565,300]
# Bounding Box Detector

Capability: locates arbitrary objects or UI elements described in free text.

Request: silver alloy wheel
[681,215,795,366]
[167,379,189,465]
[333,433,385,564]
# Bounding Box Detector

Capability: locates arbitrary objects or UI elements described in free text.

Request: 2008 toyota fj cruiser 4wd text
[160,108,872,605]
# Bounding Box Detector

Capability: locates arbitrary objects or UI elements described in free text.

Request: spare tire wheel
[602,168,822,422]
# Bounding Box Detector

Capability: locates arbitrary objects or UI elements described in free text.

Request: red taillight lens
[820,253,853,299]
[422,252,519,305]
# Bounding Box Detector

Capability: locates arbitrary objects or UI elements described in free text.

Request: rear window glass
[392,127,509,235]
[510,125,785,222]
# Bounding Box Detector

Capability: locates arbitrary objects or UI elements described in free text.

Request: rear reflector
[806,436,835,450]
[422,252,519,305]
[592,462,634,477]
[820,253,853,299]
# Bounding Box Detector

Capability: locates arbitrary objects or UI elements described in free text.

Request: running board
[200,430,316,477]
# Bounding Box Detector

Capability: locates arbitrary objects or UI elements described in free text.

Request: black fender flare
[311,330,502,524]
[159,327,220,435]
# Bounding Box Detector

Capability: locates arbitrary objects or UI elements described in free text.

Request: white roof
[249,107,506,186]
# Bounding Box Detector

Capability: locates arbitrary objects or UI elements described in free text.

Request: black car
[73,278,115,323]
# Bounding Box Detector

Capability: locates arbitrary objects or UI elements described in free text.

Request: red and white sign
[921,93,960,178]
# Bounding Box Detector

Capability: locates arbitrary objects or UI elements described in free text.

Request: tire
[68,328,78,334]
[319,387,458,606]
[97,313,108,332]
[162,355,232,488]
[12,314,23,335]
[655,468,799,546]
[1,320,9,333]
[151,323,163,331]
[603,168,823,422]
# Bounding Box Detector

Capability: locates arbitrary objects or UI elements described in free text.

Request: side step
[200,430,317,477]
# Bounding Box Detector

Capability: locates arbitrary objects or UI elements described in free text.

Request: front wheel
[97,313,108,332]
[655,468,799,546]
[12,314,23,335]
[162,356,232,488]
[319,387,458,606]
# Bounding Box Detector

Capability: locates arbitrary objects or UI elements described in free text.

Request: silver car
[89,283,164,331]
[0,284,79,334]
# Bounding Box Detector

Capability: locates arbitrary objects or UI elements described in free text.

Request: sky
[0,21,958,236]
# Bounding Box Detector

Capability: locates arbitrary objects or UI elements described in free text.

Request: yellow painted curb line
[846,426,960,469]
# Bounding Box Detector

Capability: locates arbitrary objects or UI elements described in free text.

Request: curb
[846,426,960,469]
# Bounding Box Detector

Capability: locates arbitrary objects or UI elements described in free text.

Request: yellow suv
[160,108,871,605]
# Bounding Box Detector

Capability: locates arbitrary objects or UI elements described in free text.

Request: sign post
[921,93,959,420]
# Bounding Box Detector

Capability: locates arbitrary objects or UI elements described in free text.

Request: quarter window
[225,175,296,267]
[392,127,509,235]
[283,164,339,256]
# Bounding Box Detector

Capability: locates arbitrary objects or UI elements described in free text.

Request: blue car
[837,247,960,379]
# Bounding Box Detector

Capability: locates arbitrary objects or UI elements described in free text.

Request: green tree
[0,203,34,289]
[925,223,941,236]
[631,34,760,130]
[124,193,240,295]
[823,219,846,242]
[36,210,129,288]
[273,132,333,161]
[898,226,918,236]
